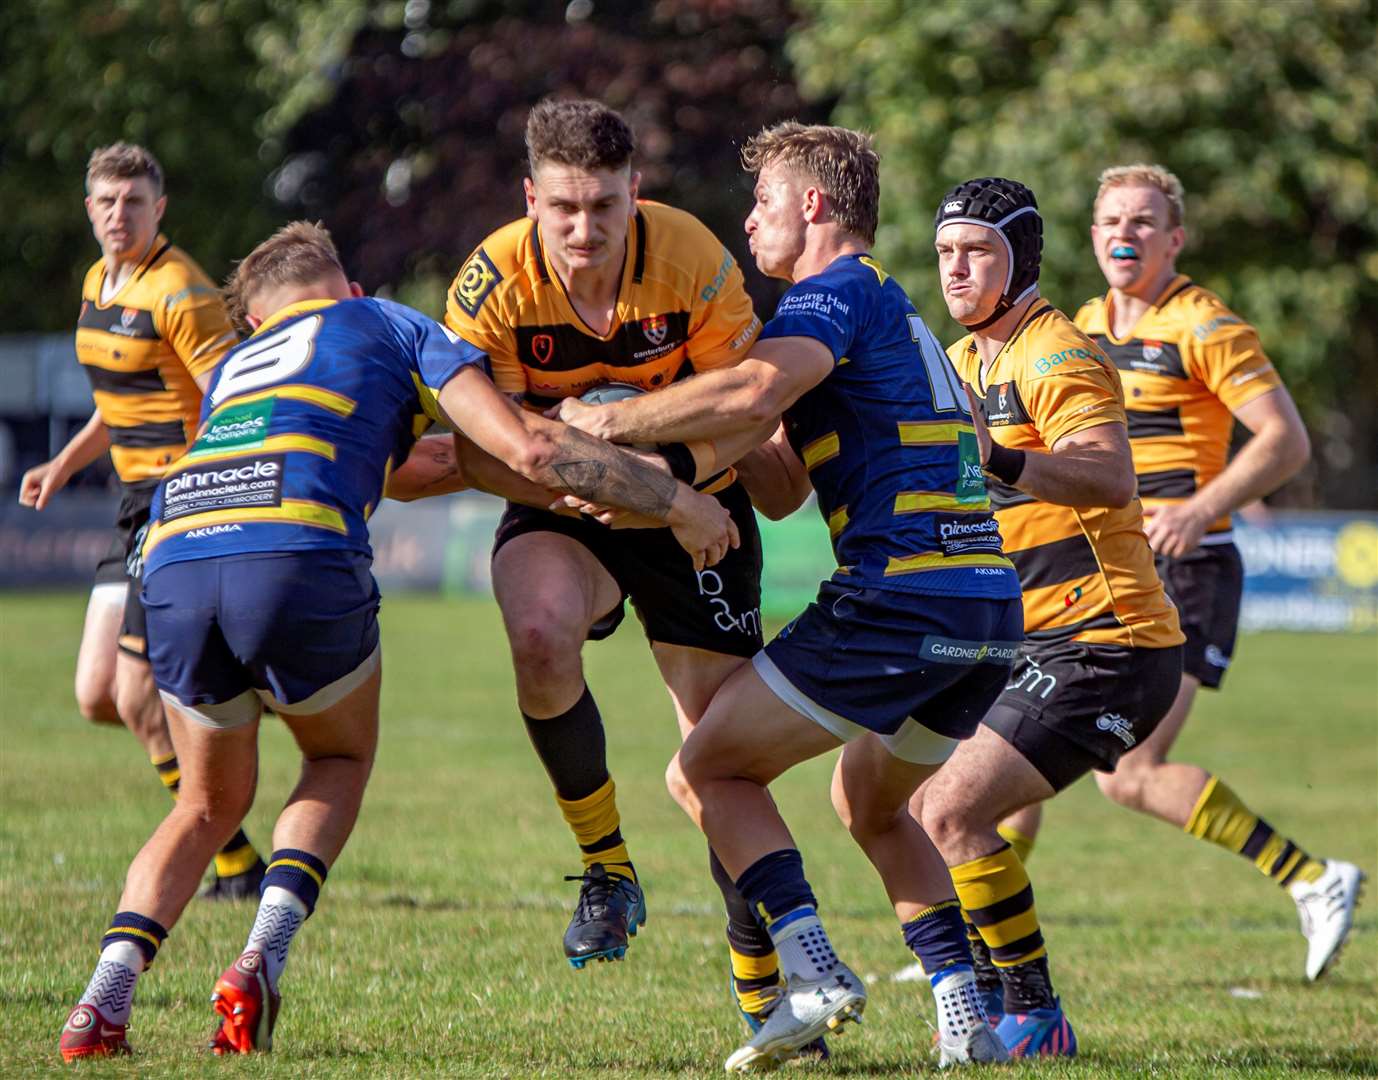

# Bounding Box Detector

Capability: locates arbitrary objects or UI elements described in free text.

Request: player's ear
[523,176,538,220]
[246,313,263,330]
[803,186,825,224]
[153,195,167,223]
[1167,224,1186,259]
[348,281,365,298]
[628,170,641,208]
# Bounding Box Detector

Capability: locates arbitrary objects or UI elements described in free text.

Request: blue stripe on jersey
[759,254,1019,600]
[143,297,488,574]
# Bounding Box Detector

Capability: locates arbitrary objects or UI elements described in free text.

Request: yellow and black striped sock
[557,778,634,883]
[151,751,180,796]
[1185,775,1325,887]
[153,752,260,876]
[951,844,1046,968]
[214,830,261,877]
[997,822,1036,864]
[729,945,783,1018]
[951,844,1055,1011]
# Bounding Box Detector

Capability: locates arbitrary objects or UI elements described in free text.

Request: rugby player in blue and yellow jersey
[58,222,738,1062]
[19,143,265,899]
[561,123,1021,1071]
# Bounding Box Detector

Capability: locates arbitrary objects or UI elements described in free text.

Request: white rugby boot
[724,965,866,1072]
[1291,859,1364,980]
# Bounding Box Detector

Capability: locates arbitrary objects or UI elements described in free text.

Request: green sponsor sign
[956,430,988,505]
[190,399,275,456]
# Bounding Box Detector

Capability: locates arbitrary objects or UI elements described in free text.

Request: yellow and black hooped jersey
[76,234,237,485]
[1075,275,1283,541]
[443,200,760,405]
[949,302,1183,648]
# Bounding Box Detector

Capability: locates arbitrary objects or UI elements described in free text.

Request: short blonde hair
[86,143,164,196]
[741,122,880,245]
[1094,164,1185,229]
[224,221,344,333]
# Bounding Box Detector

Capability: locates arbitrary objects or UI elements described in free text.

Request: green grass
[1,592,1375,1077]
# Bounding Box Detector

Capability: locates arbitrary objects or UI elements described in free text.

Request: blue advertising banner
[1234,512,1378,633]
[4,495,1375,635]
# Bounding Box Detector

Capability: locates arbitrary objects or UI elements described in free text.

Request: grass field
[2,591,1375,1077]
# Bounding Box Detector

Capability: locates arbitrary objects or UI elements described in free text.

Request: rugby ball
[579,382,645,406]
[579,383,654,450]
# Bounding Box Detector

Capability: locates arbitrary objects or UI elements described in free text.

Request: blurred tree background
[3,0,1374,507]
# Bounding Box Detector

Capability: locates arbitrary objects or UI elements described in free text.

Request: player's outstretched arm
[556,336,834,445]
[17,411,111,511]
[437,367,739,569]
[733,422,812,520]
[1145,387,1309,557]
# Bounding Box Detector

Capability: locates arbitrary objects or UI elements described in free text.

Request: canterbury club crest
[122,307,139,329]
[1142,340,1164,363]
[641,314,668,346]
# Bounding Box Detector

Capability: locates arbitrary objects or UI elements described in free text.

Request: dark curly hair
[526,98,635,175]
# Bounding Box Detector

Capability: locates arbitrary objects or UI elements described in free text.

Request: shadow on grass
[1083,1045,1378,1075]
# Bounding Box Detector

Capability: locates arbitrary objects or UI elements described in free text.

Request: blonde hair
[1094,164,1185,228]
[86,143,164,196]
[741,122,880,245]
[224,221,344,333]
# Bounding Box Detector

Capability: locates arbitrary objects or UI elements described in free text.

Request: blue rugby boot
[562,863,646,969]
[995,999,1077,1058]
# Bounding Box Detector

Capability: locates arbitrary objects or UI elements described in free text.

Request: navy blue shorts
[756,580,1023,763]
[143,550,381,728]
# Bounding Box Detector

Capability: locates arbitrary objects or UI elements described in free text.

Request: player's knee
[505,616,584,683]
[74,684,119,725]
[919,793,972,857]
[175,780,255,830]
[1097,760,1152,809]
[664,750,696,814]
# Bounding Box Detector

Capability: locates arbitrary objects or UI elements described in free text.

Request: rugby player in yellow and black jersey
[909,178,1185,1057]
[18,143,263,899]
[1000,165,1359,983]
[438,100,780,996]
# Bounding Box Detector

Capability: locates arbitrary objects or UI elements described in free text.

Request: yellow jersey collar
[253,298,339,336]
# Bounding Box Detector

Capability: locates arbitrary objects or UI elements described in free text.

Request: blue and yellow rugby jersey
[1075,276,1284,542]
[758,254,1019,599]
[77,233,238,485]
[142,297,486,575]
[948,302,1183,648]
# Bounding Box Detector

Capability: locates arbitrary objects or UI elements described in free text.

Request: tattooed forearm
[543,430,678,520]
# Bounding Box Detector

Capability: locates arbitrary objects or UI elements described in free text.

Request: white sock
[79,941,146,1025]
[932,965,985,1042]
[768,908,840,981]
[244,885,308,990]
